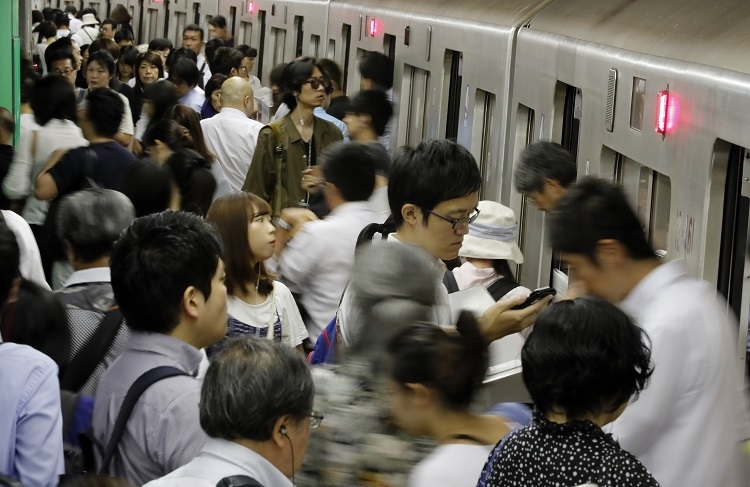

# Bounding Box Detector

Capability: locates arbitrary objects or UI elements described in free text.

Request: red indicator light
[656,90,669,134]
[246,1,254,14]
[369,19,378,37]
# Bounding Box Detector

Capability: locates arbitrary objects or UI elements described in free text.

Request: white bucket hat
[81,13,99,26]
[459,200,524,263]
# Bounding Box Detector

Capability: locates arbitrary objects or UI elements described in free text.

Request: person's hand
[479,294,553,343]
[301,167,325,192]
[132,139,143,157]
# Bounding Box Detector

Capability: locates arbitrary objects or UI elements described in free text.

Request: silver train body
[31,0,750,405]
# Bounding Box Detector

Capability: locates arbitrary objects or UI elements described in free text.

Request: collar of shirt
[620,259,686,317]
[326,200,375,219]
[197,438,293,486]
[62,267,111,287]
[217,107,250,120]
[127,331,204,376]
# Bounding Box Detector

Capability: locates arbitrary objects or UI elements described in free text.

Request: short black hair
[86,88,124,138]
[114,29,134,44]
[359,51,393,90]
[514,141,577,194]
[101,18,117,30]
[388,139,481,227]
[208,15,227,29]
[0,219,20,304]
[200,337,314,441]
[169,57,200,88]
[211,46,241,76]
[321,142,376,202]
[349,90,392,136]
[167,46,197,71]
[32,75,77,126]
[269,62,287,87]
[65,5,76,14]
[110,210,223,334]
[205,73,229,99]
[522,297,653,419]
[548,177,656,263]
[32,9,44,24]
[45,37,77,70]
[89,37,121,62]
[164,148,216,217]
[317,58,343,89]
[54,10,70,28]
[143,80,179,123]
[148,38,173,52]
[235,44,257,60]
[119,44,139,67]
[183,24,204,41]
[388,311,487,410]
[143,118,190,153]
[204,38,226,69]
[119,161,172,217]
[36,20,57,39]
[87,50,116,76]
[280,56,332,111]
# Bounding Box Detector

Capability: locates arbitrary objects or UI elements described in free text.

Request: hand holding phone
[510,287,557,310]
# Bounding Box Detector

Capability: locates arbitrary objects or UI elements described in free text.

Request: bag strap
[59,308,123,391]
[99,366,189,473]
[442,270,460,294]
[216,475,265,487]
[486,278,521,301]
[477,428,519,487]
[265,121,285,217]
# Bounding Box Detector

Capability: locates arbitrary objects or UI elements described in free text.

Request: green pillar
[0,0,20,145]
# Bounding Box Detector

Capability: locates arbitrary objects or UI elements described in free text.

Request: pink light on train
[656,87,679,135]
[247,1,255,14]
[369,18,379,37]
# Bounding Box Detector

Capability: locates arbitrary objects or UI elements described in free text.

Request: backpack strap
[59,308,123,391]
[99,366,189,473]
[486,278,521,301]
[477,428,520,487]
[216,476,265,487]
[442,270,460,294]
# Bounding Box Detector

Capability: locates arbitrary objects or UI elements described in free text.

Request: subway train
[3,0,750,404]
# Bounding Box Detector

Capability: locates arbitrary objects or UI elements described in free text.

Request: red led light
[369,19,378,36]
[246,1,254,14]
[656,90,669,134]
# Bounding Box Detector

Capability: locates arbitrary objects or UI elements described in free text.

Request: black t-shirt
[326,96,351,121]
[47,141,136,197]
[0,144,13,210]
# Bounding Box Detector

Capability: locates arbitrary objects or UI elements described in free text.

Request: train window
[147,9,159,44]
[327,40,335,59]
[162,2,169,39]
[650,172,671,256]
[240,21,252,46]
[229,7,237,38]
[341,25,351,93]
[174,12,187,48]
[309,34,320,58]
[294,16,303,58]
[552,82,581,162]
[257,10,266,81]
[471,89,495,199]
[192,2,200,25]
[384,34,396,60]
[442,50,462,140]
[600,146,622,181]
[630,77,646,131]
[270,27,286,67]
[401,65,430,146]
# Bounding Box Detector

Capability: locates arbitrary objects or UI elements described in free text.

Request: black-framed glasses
[422,208,480,230]
[309,411,324,429]
[303,77,332,92]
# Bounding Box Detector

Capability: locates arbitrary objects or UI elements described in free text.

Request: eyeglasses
[309,411,324,429]
[422,208,481,230]
[303,77,332,91]
[53,69,75,76]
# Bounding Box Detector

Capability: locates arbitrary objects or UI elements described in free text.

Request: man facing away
[144,337,317,487]
[92,211,228,486]
[513,140,577,212]
[548,177,750,487]
[201,77,264,193]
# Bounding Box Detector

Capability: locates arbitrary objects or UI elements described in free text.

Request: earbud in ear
[280,425,287,436]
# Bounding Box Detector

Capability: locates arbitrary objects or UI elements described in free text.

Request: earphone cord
[284,433,295,485]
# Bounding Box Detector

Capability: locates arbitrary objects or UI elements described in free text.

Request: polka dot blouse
[480,411,660,487]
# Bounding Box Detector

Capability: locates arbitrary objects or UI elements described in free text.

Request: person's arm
[3,128,37,200]
[478,294,553,343]
[273,207,318,257]
[114,94,135,148]
[33,148,70,200]
[15,359,65,487]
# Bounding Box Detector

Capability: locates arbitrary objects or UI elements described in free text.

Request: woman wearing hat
[77,13,100,46]
[446,200,531,302]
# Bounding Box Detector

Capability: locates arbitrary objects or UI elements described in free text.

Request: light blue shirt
[179,87,206,115]
[0,342,64,486]
[314,107,349,141]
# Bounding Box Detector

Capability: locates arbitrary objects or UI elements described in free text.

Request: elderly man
[144,337,317,486]
[54,189,136,395]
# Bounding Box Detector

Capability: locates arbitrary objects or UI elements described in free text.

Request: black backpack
[442,270,521,301]
[216,476,264,487]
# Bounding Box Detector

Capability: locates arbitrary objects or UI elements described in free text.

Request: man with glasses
[46,46,79,87]
[270,142,379,344]
[144,337,318,487]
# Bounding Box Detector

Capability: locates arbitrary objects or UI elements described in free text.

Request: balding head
[219,77,254,115]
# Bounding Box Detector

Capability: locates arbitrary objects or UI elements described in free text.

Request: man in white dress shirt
[144,337,317,487]
[272,142,379,342]
[201,77,264,192]
[549,177,750,487]
[65,5,83,33]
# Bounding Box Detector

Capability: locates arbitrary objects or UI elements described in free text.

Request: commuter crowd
[0,5,748,487]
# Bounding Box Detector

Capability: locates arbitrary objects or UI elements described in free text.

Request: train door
[443,50,462,141]
[293,15,303,58]
[256,9,266,82]
[340,24,351,93]
[715,142,750,373]
[400,64,430,146]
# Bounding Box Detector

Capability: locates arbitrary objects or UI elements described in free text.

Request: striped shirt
[91,331,208,486]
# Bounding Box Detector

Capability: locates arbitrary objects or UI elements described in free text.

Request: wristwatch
[273,216,293,232]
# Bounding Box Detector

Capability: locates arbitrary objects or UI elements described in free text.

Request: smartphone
[510,286,557,310]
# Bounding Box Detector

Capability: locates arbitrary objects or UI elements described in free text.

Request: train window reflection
[401,64,430,146]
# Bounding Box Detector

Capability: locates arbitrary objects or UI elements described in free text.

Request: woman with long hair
[205,192,308,356]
